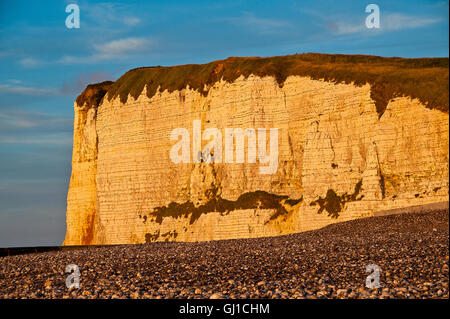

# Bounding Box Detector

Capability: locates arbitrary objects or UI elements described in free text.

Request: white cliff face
[64,75,449,245]
[64,104,98,245]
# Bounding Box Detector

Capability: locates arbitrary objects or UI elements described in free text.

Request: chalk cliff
[64,54,449,245]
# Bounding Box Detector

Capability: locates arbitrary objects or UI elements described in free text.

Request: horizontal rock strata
[64,54,449,245]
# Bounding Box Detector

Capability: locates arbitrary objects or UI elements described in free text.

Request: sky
[0,0,448,247]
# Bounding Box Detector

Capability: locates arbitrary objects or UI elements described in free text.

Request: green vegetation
[101,53,448,117]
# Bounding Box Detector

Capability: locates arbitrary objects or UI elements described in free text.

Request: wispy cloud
[83,2,142,28]
[224,12,291,35]
[329,13,442,35]
[12,1,149,68]
[61,71,115,95]
[18,57,43,68]
[0,50,13,58]
[123,17,141,26]
[0,110,72,144]
[0,84,59,96]
[328,21,365,35]
[94,37,153,58]
[382,13,442,31]
[18,36,155,67]
[0,110,72,131]
[58,37,155,64]
[0,136,72,145]
[6,79,23,84]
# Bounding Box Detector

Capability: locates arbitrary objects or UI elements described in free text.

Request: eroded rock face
[64,104,98,245]
[64,73,449,245]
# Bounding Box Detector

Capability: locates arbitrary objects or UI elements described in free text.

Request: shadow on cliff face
[142,180,365,242]
[309,180,364,219]
[142,190,303,229]
[145,230,179,243]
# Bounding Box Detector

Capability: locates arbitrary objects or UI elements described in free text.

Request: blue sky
[0,0,448,247]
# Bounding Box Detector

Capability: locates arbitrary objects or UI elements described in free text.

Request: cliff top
[77,53,449,117]
[76,81,114,109]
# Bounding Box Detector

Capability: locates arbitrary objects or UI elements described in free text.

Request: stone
[257,281,266,287]
[336,289,348,296]
[131,292,140,299]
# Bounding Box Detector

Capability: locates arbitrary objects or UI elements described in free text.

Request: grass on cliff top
[76,81,114,109]
[79,53,449,117]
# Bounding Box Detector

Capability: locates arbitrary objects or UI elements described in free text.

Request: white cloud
[94,37,153,58]
[329,21,365,35]
[0,110,72,145]
[83,2,142,28]
[0,136,72,145]
[0,110,71,130]
[0,84,58,96]
[7,79,23,84]
[382,13,442,31]
[225,12,291,35]
[123,17,141,26]
[18,57,43,68]
[57,55,94,64]
[0,110,73,146]
[331,13,442,35]
[0,50,13,58]
[58,37,155,64]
